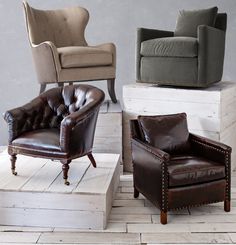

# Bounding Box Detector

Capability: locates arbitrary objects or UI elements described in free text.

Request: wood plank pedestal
[0,151,120,230]
[123,81,236,172]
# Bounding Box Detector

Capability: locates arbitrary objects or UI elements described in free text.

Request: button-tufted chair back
[23,1,89,47]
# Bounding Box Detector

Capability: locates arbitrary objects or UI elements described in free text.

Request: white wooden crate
[123,81,236,172]
[0,150,120,230]
[94,100,122,155]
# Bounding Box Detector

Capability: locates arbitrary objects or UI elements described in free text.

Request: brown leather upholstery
[4,85,105,185]
[168,155,225,187]
[131,113,231,224]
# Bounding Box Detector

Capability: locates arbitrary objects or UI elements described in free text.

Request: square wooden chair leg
[224,199,230,212]
[160,211,167,225]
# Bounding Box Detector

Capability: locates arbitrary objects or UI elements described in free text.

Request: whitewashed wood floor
[0,149,236,244]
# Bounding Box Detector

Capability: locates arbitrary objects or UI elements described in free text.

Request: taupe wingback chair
[23,1,117,103]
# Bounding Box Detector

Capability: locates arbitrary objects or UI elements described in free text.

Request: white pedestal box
[94,100,122,155]
[0,151,120,230]
[123,81,236,172]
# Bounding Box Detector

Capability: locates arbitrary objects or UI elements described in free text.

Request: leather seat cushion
[168,155,225,187]
[58,46,113,68]
[141,37,198,57]
[12,129,61,152]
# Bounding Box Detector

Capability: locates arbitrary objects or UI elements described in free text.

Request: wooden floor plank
[38,232,140,244]
[20,161,62,192]
[152,213,236,224]
[142,232,232,244]
[0,232,40,243]
[109,214,151,223]
[47,161,90,193]
[53,222,126,233]
[128,223,236,233]
[113,199,145,207]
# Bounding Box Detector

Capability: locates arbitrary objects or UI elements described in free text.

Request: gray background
[0,0,236,145]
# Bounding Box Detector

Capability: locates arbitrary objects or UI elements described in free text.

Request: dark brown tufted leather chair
[130,113,231,224]
[4,85,104,185]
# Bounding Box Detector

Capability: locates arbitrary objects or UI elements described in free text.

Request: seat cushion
[58,46,113,68]
[168,155,225,187]
[138,113,190,154]
[12,129,61,152]
[141,37,198,58]
[174,6,218,37]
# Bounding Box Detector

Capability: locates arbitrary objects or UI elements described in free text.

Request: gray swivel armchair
[23,1,117,103]
[136,7,227,87]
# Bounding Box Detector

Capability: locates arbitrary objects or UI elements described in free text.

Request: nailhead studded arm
[131,138,170,211]
[189,133,232,164]
[190,133,231,202]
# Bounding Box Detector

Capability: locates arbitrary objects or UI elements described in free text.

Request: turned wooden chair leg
[39,84,46,94]
[224,199,230,212]
[88,153,96,168]
[160,211,167,225]
[10,155,17,176]
[134,186,139,198]
[61,160,71,185]
[107,79,117,103]
[57,82,64,87]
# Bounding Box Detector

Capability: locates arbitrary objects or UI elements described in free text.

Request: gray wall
[0,0,236,145]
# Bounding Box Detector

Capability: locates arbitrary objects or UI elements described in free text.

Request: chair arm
[197,25,226,83]
[60,98,104,153]
[189,133,231,164]
[92,43,116,68]
[131,138,170,211]
[3,98,44,143]
[31,41,61,84]
[136,28,173,80]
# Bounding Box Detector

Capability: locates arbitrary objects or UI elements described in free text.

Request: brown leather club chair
[130,113,231,224]
[23,1,117,103]
[4,85,104,185]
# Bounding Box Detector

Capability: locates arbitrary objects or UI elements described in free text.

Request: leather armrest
[131,138,170,162]
[136,28,173,80]
[197,25,226,82]
[31,41,61,84]
[60,95,104,152]
[190,133,231,164]
[3,98,44,143]
[131,138,169,211]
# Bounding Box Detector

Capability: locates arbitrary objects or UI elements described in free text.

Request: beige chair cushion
[58,46,113,68]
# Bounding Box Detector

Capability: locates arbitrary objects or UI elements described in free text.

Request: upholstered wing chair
[4,85,105,185]
[23,1,117,103]
[131,113,231,224]
[136,7,227,87]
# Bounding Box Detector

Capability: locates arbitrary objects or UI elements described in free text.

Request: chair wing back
[23,1,89,47]
[215,13,227,31]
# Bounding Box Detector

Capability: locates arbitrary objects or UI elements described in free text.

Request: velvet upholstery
[23,1,117,103]
[136,12,227,87]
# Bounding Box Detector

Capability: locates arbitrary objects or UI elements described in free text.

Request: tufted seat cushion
[168,155,225,187]
[58,46,113,68]
[12,129,61,152]
[141,37,198,58]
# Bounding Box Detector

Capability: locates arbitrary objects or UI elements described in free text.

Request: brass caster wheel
[12,170,17,176]
[64,180,70,186]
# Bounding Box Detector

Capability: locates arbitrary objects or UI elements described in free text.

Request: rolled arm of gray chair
[31,41,61,84]
[136,28,174,80]
[198,25,226,84]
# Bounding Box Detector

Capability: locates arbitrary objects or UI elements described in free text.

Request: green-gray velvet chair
[136,7,227,88]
